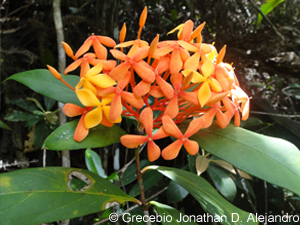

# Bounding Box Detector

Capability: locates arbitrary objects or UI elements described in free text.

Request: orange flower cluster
[48,7,249,161]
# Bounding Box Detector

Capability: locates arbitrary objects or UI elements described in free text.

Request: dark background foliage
[1,0,300,224]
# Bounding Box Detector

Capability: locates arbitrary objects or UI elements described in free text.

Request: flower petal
[84,107,103,129]
[96,36,116,47]
[109,94,122,121]
[147,141,161,162]
[86,63,103,77]
[133,80,151,97]
[198,81,211,107]
[139,107,153,136]
[164,96,179,119]
[114,40,135,48]
[185,107,218,137]
[162,116,183,139]
[183,139,199,155]
[152,126,169,140]
[89,74,116,88]
[76,88,99,106]
[208,78,222,92]
[155,75,174,99]
[93,39,107,60]
[121,135,148,148]
[184,52,201,71]
[64,59,82,75]
[75,39,92,59]
[182,69,205,83]
[63,103,85,117]
[161,140,183,160]
[121,92,144,109]
[110,49,128,61]
[181,20,194,42]
[216,110,230,129]
[217,45,226,65]
[132,46,150,62]
[73,115,89,142]
[170,48,183,75]
[177,40,198,52]
[132,62,155,83]
[200,59,214,78]
[109,62,131,81]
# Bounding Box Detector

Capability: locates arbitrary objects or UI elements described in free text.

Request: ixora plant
[1,7,300,225]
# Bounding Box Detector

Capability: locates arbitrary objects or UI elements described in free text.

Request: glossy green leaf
[146,166,258,225]
[10,98,38,112]
[166,180,189,203]
[150,201,198,225]
[85,148,107,178]
[181,123,300,197]
[207,165,237,202]
[43,120,126,150]
[0,120,12,130]
[256,0,285,27]
[129,170,163,197]
[4,69,81,106]
[44,96,57,111]
[0,167,138,225]
[34,120,55,150]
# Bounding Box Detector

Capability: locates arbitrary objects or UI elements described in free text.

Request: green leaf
[43,120,126,150]
[0,167,138,225]
[34,120,54,150]
[207,165,237,202]
[129,170,163,197]
[4,69,82,106]
[181,123,300,197]
[146,166,257,225]
[0,120,12,130]
[256,0,285,27]
[44,96,57,111]
[10,98,38,112]
[85,148,107,178]
[150,201,198,225]
[166,180,189,203]
[5,109,33,122]
[120,159,150,186]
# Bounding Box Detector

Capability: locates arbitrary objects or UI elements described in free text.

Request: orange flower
[121,107,168,162]
[76,89,121,129]
[64,53,116,78]
[97,72,144,121]
[75,34,116,60]
[161,107,217,160]
[109,47,155,83]
[75,63,116,95]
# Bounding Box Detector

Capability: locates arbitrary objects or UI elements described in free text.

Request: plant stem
[135,145,151,225]
[135,146,147,210]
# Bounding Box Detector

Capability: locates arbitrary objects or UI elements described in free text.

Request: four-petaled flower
[121,107,168,162]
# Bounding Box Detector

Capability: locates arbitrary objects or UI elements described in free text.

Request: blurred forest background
[1,0,300,224]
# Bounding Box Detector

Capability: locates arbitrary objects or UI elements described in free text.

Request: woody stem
[135,146,150,222]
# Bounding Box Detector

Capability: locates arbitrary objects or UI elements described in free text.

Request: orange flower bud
[139,6,148,28]
[47,65,61,80]
[119,23,127,43]
[62,42,75,59]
